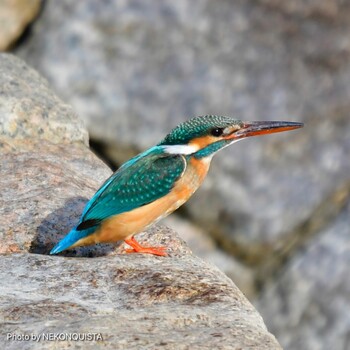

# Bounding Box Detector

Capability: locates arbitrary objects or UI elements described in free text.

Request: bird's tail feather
[50,226,96,254]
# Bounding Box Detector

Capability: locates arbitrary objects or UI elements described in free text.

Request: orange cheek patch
[189,135,218,150]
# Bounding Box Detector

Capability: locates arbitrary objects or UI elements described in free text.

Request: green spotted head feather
[158,115,243,146]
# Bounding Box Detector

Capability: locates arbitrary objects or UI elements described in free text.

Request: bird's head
[158,115,303,158]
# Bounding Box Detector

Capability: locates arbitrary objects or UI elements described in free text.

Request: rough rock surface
[1,247,281,350]
[0,140,112,256]
[14,4,350,347]
[0,0,41,51]
[16,0,350,270]
[0,53,87,144]
[0,54,281,349]
[0,52,105,256]
[0,53,255,295]
[256,200,350,350]
[164,216,256,299]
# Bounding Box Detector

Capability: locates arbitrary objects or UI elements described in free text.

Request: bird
[50,115,303,256]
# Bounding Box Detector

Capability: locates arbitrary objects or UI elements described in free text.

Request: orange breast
[74,156,212,246]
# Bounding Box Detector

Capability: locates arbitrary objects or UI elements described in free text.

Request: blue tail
[50,226,97,254]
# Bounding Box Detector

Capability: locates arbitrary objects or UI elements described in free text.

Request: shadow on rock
[30,196,118,257]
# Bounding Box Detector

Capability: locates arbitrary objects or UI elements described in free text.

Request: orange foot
[124,236,167,257]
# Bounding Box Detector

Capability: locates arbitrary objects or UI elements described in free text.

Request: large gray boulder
[16,0,350,271]
[0,52,251,291]
[2,249,281,350]
[0,53,281,349]
[0,53,87,144]
[0,53,109,256]
[15,5,350,348]
[256,199,350,350]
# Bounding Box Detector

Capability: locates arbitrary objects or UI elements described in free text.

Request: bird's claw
[123,237,168,256]
[123,246,167,256]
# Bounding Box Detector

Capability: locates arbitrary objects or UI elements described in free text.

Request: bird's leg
[124,236,167,257]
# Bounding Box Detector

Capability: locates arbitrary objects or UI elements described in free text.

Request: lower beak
[232,121,304,139]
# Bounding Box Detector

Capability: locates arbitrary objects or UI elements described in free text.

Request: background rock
[0,0,41,51]
[0,52,107,256]
[0,54,281,349]
[256,199,350,350]
[164,216,256,299]
[0,140,112,256]
[0,53,87,144]
[7,1,350,347]
[15,0,350,272]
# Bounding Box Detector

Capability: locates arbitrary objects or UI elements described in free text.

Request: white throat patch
[162,138,243,155]
[162,144,199,155]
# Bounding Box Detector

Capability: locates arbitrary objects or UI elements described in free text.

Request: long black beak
[232,121,304,139]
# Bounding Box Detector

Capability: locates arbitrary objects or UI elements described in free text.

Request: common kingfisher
[50,115,303,256]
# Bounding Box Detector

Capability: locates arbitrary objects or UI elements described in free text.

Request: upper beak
[230,121,304,139]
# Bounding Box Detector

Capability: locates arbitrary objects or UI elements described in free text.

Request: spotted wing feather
[79,150,186,229]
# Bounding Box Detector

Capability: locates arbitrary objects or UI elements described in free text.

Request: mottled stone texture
[164,215,256,299]
[0,0,41,51]
[1,250,281,350]
[0,54,281,349]
[16,0,350,266]
[14,3,350,348]
[0,53,88,144]
[0,140,111,256]
[256,200,350,350]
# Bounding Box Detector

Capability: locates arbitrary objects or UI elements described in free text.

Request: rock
[1,246,281,350]
[0,53,106,256]
[15,0,350,269]
[0,54,281,349]
[0,140,112,256]
[255,199,350,350]
[164,215,256,299]
[0,53,87,144]
[257,0,342,19]
[0,0,41,51]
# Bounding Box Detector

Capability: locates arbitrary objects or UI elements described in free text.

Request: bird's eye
[210,128,224,137]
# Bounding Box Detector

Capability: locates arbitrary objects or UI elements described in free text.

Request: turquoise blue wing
[81,146,163,218]
[79,148,186,228]
[50,147,185,254]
